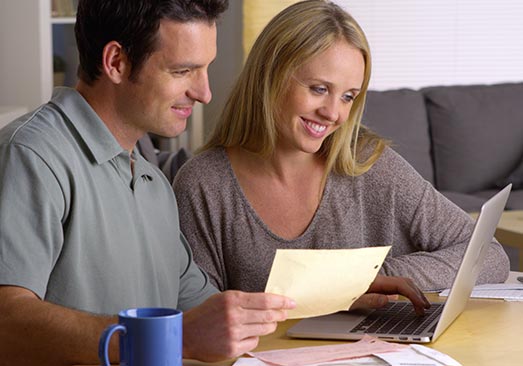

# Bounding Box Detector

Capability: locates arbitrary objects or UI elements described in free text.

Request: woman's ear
[101,41,129,84]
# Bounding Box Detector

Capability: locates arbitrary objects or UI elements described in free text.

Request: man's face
[116,20,217,140]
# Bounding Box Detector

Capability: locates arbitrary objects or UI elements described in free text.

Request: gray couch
[362,82,523,213]
[137,134,191,183]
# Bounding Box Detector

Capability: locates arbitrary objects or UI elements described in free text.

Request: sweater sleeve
[173,153,229,291]
[376,149,510,290]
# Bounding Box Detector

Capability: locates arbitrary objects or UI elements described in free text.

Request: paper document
[234,336,461,366]
[265,247,390,318]
[375,345,461,366]
[439,283,523,301]
[234,356,385,366]
[248,335,405,366]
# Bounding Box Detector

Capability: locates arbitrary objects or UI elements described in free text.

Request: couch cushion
[474,189,523,211]
[506,189,523,210]
[136,133,191,184]
[136,134,159,166]
[363,89,434,184]
[496,155,523,190]
[440,191,487,213]
[424,83,523,193]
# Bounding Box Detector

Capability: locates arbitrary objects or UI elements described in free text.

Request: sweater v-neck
[220,147,331,243]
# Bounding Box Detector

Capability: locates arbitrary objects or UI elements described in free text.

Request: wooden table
[471,210,523,270]
[80,292,523,366]
[79,274,522,366]
[184,272,523,366]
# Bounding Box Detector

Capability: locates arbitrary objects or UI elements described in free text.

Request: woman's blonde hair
[202,0,387,176]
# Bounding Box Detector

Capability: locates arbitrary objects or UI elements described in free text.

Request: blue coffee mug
[98,307,182,366]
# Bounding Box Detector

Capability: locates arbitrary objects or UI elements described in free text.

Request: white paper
[459,283,523,291]
[410,345,461,366]
[439,283,523,301]
[374,345,461,366]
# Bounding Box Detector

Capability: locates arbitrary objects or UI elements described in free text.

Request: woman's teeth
[305,120,326,132]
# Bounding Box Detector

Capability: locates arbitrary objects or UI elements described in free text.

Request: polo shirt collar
[49,87,124,165]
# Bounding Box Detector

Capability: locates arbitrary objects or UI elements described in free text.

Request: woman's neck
[227,146,325,185]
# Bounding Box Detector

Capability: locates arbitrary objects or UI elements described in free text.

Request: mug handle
[98,324,126,366]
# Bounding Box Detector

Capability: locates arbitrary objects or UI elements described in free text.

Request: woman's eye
[311,86,328,94]
[342,93,355,103]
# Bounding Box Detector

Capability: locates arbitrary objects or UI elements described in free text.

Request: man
[0,1,428,365]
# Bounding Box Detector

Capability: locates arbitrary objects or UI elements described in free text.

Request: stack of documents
[439,283,523,301]
[233,335,461,366]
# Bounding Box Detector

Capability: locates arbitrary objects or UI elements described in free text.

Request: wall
[0,1,51,110]
[341,0,523,90]
[203,1,243,138]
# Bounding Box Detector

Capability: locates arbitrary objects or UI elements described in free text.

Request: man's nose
[188,71,212,105]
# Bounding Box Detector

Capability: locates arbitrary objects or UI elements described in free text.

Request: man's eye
[174,69,190,76]
[311,86,327,94]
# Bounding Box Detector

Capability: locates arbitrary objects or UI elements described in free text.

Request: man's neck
[76,80,139,152]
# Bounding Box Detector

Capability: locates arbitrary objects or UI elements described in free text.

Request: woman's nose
[318,97,340,123]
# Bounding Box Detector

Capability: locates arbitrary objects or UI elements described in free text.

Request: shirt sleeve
[0,142,65,298]
[176,232,219,311]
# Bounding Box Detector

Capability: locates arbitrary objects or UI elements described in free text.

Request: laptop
[287,184,512,343]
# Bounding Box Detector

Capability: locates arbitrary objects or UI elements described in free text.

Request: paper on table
[375,345,461,366]
[236,341,460,366]
[439,283,523,301]
[264,247,391,319]
[233,356,386,366]
[248,335,405,366]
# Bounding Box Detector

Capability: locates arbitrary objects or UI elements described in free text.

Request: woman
[173,0,509,292]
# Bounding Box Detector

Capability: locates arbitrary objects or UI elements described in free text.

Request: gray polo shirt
[0,87,217,314]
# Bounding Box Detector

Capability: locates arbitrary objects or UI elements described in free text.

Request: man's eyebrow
[169,58,216,70]
[169,62,202,70]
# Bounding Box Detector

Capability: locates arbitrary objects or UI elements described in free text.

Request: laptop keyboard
[351,302,444,336]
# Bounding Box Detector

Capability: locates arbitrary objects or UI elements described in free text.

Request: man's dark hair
[75,0,229,84]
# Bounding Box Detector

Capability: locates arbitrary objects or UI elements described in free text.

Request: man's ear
[101,41,129,84]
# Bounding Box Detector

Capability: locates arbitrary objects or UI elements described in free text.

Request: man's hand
[182,291,296,362]
[350,275,431,315]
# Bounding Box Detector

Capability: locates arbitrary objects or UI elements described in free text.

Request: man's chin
[156,121,188,139]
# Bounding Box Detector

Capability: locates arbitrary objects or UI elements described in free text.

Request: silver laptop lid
[432,183,512,340]
[286,184,512,343]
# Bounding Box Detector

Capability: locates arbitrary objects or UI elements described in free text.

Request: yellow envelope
[265,247,391,319]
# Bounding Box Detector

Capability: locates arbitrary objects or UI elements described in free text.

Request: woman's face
[275,39,365,155]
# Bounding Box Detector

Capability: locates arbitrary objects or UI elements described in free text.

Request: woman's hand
[350,275,431,315]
